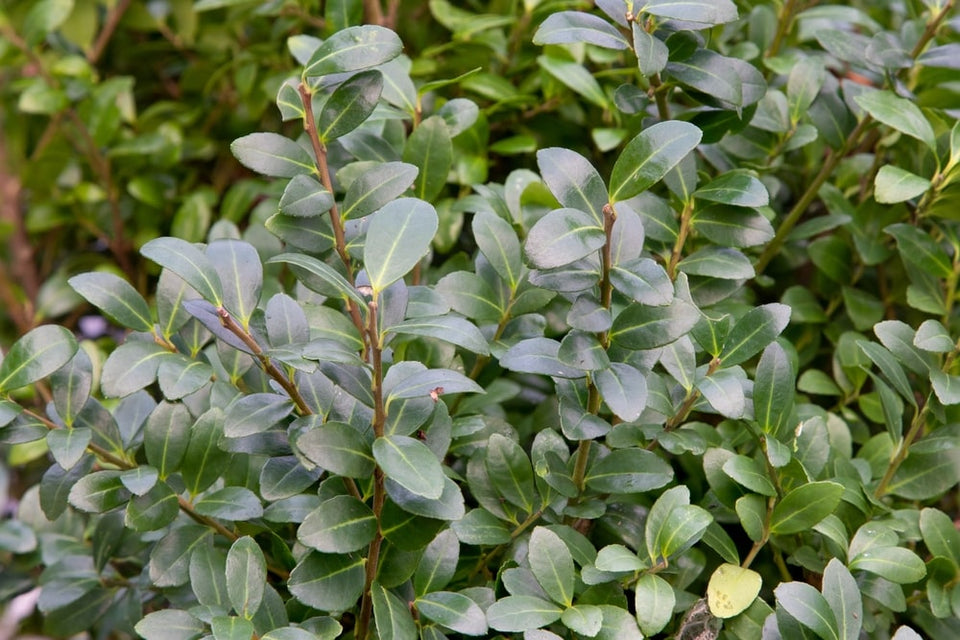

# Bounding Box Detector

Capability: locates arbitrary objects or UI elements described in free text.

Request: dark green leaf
[538,55,608,109]
[267,252,366,307]
[451,508,512,545]
[677,246,755,279]
[389,316,489,355]
[885,223,953,279]
[403,116,452,202]
[299,495,377,553]
[874,165,931,204]
[141,237,223,305]
[850,546,927,584]
[195,487,263,521]
[149,525,211,588]
[280,174,334,217]
[754,342,796,437]
[69,272,154,332]
[533,11,629,49]
[144,401,191,479]
[536,147,607,224]
[666,50,741,105]
[822,559,862,640]
[46,428,91,471]
[770,481,844,534]
[639,0,737,24]
[289,551,365,611]
[609,300,699,350]
[500,338,585,379]
[181,408,229,496]
[528,527,575,606]
[694,171,769,207]
[319,70,383,142]
[854,90,936,152]
[0,325,77,393]
[190,544,229,607]
[297,420,375,478]
[231,132,315,178]
[364,198,438,292]
[634,574,675,636]
[224,393,294,438]
[774,582,839,640]
[304,25,402,77]
[719,303,791,367]
[610,258,673,305]
[416,591,488,636]
[135,610,205,640]
[486,433,538,514]
[414,528,459,595]
[486,595,563,632]
[585,448,673,493]
[371,581,417,640]
[341,162,418,220]
[226,536,267,618]
[525,207,605,269]
[692,206,774,248]
[858,342,915,406]
[593,363,647,422]
[609,121,702,202]
[633,23,668,76]
[125,481,178,531]
[374,435,444,499]
[472,211,522,288]
[68,470,129,512]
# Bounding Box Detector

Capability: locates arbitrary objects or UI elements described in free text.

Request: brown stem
[356,300,386,640]
[217,307,312,414]
[741,496,775,569]
[297,82,368,352]
[363,0,385,26]
[909,0,955,60]
[87,0,133,64]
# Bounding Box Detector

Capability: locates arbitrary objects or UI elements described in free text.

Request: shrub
[1,1,959,639]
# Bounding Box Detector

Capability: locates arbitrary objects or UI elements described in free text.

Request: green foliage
[2,1,960,639]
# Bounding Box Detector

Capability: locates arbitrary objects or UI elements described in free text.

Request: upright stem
[874,402,928,498]
[649,74,671,121]
[356,300,386,640]
[766,0,798,59]
[571,205,617,492]
[298,81,368,354]
[668,200,694,279]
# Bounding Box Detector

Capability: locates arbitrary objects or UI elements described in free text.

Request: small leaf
[609,300,700,350]
[885,223,953,279]
[69,272,154,332]
[855,89,937,152]
[371,581,417,640]
[472,211,522,288]
[774,582,840,640]
[633,24,668,77]
[279,174,334,217]
[297,420,375,478]
[694,171,769,208]
[593,363,647,422]
[224,393,295,438]
[304,25,402,77]
[341,162,419,220]
[708,564,762,619]
[533,11,630,49]
[770,481,844,534]
[141,238,223,305]
[135,610,205,640]
[403,116,453,202]
[373,435,445,499]
[389,316,489,355]
[536,147,607,224]
[364,198,438,292]
[0,325,78,393]
[500,338,586,379]
[267,253,366,307]
[609,121,702,202]
[195,487,264,521]
[561,604,603,636]
[298,495,377,553]
[639,0,738,24]
[486,595,563,632]
[486,433,538,514]
[634,574,675,635]
[528,527,575,606]
[822,559,862,640]
[585,448,674,493]
[723,455,776,496]
[678,246,755,280]
[525,208,605,269]
[230,132,316,178]
[753,342,796,438]
[288,552,365,611]
[850,546,927,584]
[719,303,791,367]
[416,591,488,636]
[414,529,460,595]
[318,70,383,142]
[874,165,931,203]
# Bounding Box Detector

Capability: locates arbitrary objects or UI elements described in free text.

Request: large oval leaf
[609,121,702,202]
[524,208,605,269]
[364,198,438,293]
[304,25,402,77]
[0,325,78,393]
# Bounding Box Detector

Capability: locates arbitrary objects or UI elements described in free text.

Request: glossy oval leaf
[298,495,377,553]
[416,591,488,636]
[609,300,700,350]
[609,121,702,202]
[231,132,315,178]
[536,147,607,224]
[770,481,844,535]
[364,198,438,293]
[68,272,154,332]
[141,238,223,306]
[585,448,673,493]
[319,70,384,142]
[341,161,419,220]
[279,174,334,218]
[304,25,403,77]
[533,11,630,50]
[0,325,78,393]
[373,435,444,499]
